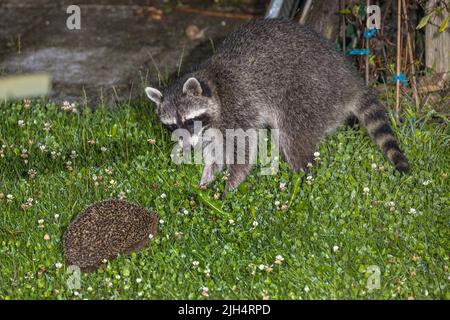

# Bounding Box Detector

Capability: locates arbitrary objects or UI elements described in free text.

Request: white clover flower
[192,261,200,266]
[201,286,209,297]
[314,152,320,158]
[18,120,25,127]
[276,255,284,262]
[306,175,313,181]
[160,193,166,199]
[136,278,142,283]
[422,180,431,186]
[252,220,259,227]
[183,209,189,215]
[371,163,377,169]
[333,245,339,252]
[307,162,313,168]
[274,200,281,206]
[159,219,164,224]
[55,262,63,269]
[38,219,44,225]
[304,286,310,292]
[409,208,416,214]
[54,214,60,219]
[229,219,235,225]
[363,187,370,194]
[258,264,266,270]
[100,147,108,152]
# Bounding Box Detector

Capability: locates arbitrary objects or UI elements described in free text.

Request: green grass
[0,98,448,300]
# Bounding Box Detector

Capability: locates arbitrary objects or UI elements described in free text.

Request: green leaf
[416,14,431,30]
[339,8,352,15]
[438,16,449,33]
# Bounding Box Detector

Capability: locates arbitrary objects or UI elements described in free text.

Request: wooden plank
[0,73,51,101]
[425,0,450,73]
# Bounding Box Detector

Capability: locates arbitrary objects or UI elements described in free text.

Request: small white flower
[192,261,200,266]
[160,193,166,199]
[183,209,189,215]
[55,262,63,269]
[136,278,142,283]
[92,174,97,181]
[159,219,164,224]
[333,245,339,252]
[275,255,284,262]
[18,120,25,127]
[54,214,60,219]
[274,200,281,206]
[422,180,431,186]
[306,175,313,181]
[115,275,121,280]
[371,163,378,169]
[148,234,154,240]
[409,208,416,214]
[201,286,209,297]
[229,219,235,225]
[304,286,310,292]
[258,264,266,270]
[388,201,395,207]
[109,179,116,185]
[252,220,259,227]
[38,219,44,225]
[363,187,370,194]
[314,152,320,158]
[87,286,93,291]
[73,291,79,296]
[100,147,107,152]
[307,162,313,168]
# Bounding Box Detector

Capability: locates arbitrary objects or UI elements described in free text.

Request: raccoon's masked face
[145,77,217,146]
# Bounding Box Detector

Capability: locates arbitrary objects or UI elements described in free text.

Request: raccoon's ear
[145,87,163,105]
[183,77,202,96]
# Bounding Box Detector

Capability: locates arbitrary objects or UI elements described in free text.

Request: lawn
[0,97,448,299]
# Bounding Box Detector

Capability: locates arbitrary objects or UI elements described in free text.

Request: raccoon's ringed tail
[355,97,409,172]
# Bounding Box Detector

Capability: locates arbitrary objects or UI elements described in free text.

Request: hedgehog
[63,199,158,272]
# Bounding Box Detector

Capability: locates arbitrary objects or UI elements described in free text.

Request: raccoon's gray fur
[145,19,409,190]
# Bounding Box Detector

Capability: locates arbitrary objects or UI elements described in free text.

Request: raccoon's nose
[164,124,178,132]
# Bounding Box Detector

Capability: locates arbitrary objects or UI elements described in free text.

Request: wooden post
[425,0,450,73]
[340,0,346,53]
[366,0,370,85]
[395,0,402,115]
[401,0,421,112]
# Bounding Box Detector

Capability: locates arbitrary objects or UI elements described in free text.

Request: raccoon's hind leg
[226,164,254,190]
[354,95,409,172]
[279,130,316,172]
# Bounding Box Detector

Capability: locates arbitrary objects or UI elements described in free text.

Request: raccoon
[145,19,409,190]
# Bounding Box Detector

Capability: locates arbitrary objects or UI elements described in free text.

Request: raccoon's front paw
[199,165,216,187]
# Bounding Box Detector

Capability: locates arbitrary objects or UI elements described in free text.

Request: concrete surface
[0,0,265,105]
